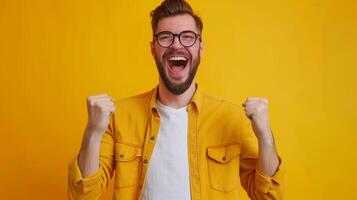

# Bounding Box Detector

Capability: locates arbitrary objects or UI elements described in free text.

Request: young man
[68,0,284,199]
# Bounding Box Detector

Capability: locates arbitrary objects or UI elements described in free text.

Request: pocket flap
[207,143,241,164]
[115,143,142,162]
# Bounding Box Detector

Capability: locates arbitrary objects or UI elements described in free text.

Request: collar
[149,83,202,114]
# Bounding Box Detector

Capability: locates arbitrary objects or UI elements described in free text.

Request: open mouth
[167,56,188,70]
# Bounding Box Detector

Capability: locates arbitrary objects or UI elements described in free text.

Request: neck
[157,80,196,109]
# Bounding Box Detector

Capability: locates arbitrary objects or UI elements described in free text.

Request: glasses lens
[180,32,196,47]
[157,33,173,47]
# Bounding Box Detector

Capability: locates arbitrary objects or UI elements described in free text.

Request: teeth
[168,56,187,61]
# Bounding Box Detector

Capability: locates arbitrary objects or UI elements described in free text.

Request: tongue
[171,66,184,73]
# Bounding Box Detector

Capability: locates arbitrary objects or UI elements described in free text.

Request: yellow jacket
[68,85,285,200]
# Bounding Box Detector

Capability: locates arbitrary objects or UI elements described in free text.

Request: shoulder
[115,88,154,108]
[201,93,243,115]
[199,93,247,125]
[113,88,156,117]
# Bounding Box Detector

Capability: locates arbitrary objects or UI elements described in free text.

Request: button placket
[138,109,161,199]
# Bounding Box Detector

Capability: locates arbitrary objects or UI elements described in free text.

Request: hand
[242,97,272,141]
[85,94,116,137]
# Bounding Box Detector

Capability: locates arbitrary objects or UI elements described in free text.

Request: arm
[68,94,116,199]
[78,128,104,178]
[257,132,280,177]
[240,97,285,200]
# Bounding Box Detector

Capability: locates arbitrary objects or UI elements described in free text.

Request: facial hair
[155,48,200,95]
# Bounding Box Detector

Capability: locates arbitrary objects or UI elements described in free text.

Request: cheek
[191,43,201,56]
[155,48,165,60]
[189,47,200,59]
[152,44,163,58]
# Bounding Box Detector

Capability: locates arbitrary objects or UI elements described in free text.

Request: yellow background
[0,0,356,199]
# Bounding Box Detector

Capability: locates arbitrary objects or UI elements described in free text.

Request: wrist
[257,131,274,144]
[85,123,105,136]
[82,128,103,147]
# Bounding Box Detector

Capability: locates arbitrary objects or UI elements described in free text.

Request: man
[68,0,285,199]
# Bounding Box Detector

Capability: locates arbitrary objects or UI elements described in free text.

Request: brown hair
[150,0,203,34]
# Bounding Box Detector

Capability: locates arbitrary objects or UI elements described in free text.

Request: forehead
[156,14,198,34]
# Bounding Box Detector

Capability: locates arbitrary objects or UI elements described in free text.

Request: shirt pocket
[206,143,241,192]
[114,142,142,188]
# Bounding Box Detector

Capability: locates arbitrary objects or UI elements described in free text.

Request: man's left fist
[242,97,273,140]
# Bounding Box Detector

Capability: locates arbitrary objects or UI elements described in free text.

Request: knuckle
[88,100,94,106]
[94,102,101,108]
[87,96,92,102]
[260,98,268,104]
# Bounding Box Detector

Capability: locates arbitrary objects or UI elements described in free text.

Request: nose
[171,35,183,49]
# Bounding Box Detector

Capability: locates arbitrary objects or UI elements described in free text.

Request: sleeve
[67,114,116,200]
[238,108,285,200]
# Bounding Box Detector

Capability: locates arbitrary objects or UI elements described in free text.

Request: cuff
[254,156,285,194]
[68,156,103,194]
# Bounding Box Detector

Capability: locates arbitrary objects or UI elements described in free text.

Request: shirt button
[143,159,148,164]
[222,156,226,161]
[119,154,124,158]
[150,136,155,141]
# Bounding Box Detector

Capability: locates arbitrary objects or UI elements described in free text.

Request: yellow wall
[0,0,356,199]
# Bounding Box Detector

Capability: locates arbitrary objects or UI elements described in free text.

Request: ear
[150,41,156,59]
[199,40,204,57]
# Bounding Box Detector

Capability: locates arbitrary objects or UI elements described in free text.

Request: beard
[155,48,200,95]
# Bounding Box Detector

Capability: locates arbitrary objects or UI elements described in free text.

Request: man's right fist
[85,94,116,137]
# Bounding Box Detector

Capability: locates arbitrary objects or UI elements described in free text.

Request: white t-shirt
[141,100,191,200]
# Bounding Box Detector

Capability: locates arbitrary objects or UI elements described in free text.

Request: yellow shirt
[68,85,285,200]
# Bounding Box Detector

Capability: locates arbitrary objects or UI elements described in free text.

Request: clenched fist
[242,97,272,141]
[85,94,116,137]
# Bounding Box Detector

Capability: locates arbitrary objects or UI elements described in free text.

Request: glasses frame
[153,30,201,48]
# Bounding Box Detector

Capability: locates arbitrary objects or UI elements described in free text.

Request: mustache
[163,48,191,60]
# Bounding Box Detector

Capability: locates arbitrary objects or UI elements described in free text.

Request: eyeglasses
[153,30,201,48]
